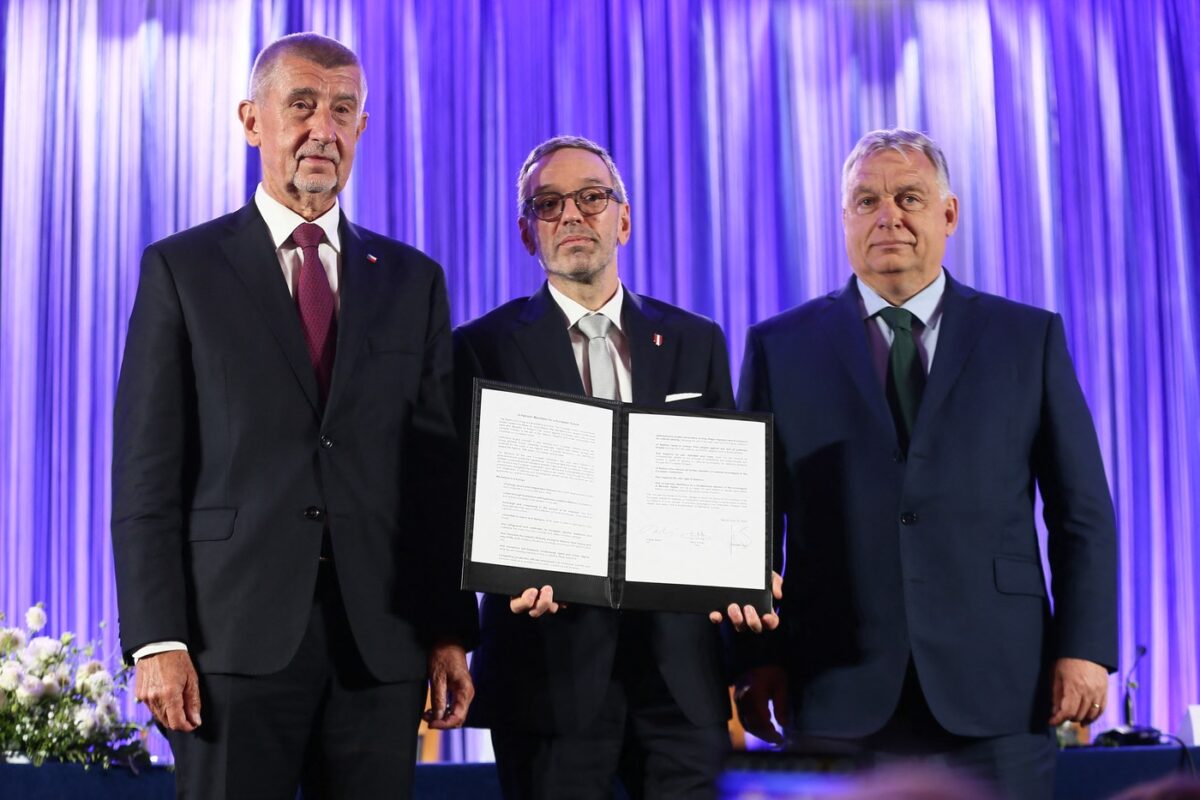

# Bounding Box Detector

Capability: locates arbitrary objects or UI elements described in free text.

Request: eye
[900,193,925,208]
[534,195,562,212]
[579,189,607,204]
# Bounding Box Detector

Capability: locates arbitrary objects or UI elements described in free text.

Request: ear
[518,215,537,256]
[355,111,368,141]
[943,194,959,236]
[238,100,261,147]
[616,201,631,245]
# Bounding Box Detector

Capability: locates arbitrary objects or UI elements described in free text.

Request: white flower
[83,669,114,700]
[41,673,61,698]
[0,661,21,691]
[73,705,99,737]
[75,659,104,690]
[15,674,44,706]
[21,636,63,669]
[95,695,119,728]
[0,626,27,654]
[25,605,47,632]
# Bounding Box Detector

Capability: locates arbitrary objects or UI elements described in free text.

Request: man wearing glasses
[454,136,771,799]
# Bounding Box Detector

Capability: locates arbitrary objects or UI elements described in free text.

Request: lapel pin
[366,253,378,263]
[652,333,663,347]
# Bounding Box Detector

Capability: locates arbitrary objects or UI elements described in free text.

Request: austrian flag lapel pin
[366,253,378,264]
[652,333,663,347]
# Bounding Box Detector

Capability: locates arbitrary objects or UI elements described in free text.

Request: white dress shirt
[857,269,946,388]
[547,281,633,403]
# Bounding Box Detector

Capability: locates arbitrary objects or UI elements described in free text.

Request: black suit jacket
[737,273,1117,737]
[111,200,477,681]
[455,283,734,733]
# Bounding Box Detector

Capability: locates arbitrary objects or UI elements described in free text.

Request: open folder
[461,379,774,614]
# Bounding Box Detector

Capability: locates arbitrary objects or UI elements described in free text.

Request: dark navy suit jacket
[737,273,1117,737]
[112,201,477,680]
[455,282,734,734]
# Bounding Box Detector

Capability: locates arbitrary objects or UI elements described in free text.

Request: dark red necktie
[292,222,336,403]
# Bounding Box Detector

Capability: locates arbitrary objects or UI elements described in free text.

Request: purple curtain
[2,0,1197,761]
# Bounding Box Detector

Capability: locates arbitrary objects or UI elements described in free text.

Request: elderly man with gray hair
[733,128,1117,799]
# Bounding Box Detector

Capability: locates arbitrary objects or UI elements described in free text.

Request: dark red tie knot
[292,222,324,249]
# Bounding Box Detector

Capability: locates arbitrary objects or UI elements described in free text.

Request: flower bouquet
[0,603,147,768]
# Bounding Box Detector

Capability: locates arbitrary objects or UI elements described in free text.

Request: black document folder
[461,379,774,614]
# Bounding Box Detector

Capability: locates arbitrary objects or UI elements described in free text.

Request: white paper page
[470,388,613,577]
[624,413,766,589]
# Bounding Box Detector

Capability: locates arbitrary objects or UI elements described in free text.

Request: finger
[760,612,780,632]
[530,585,556,618]
[160,691,193,732]
[742,606,764,634]
[726,603,746,631]
[433,679,472,729]
[771,571,784,600]
[709,611,724,624]
[427,670,448,722]
[510,588,538,614]
[183,673,203,727]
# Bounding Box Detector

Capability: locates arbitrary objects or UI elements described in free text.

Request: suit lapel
[821,277,896,438]
[219,203,321,415]
[623,290,675,406]
[324,219,373,416]
[910,272,987,445]
[512,284,586,395]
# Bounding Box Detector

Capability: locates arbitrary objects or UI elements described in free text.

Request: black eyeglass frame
[522,187,621,221]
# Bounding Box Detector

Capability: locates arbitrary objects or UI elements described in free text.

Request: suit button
[319,435,334,449]
[304,506,325,521]
[900,512,918,525]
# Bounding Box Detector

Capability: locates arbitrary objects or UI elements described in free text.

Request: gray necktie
[576,313,618,401]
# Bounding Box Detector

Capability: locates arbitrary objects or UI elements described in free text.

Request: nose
[875,197,903,228]
[309,106,337,143]
[559,194,584,224]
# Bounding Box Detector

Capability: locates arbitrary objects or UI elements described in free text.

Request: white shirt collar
[547,281,626,332]
[254,184,342,253]
[857,268,946,326]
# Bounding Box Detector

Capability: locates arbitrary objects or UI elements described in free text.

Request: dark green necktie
[877,306,925,450]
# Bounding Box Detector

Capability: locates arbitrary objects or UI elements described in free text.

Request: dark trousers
[789,663,1056,800]
[490,614,730,800]
[166,562,427,800]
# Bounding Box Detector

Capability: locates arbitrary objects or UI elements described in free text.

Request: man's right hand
[510,585,565,617]
[135,650,202,732]
[734,665,790,745]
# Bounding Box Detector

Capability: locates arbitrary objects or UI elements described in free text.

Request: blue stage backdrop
[1,0,1197,761]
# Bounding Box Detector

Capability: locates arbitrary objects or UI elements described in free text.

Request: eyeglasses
[524,187,620,221]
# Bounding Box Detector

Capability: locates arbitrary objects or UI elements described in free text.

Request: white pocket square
[664,392,703,402]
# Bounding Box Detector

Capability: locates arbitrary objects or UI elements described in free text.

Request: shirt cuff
[132,641,188,662]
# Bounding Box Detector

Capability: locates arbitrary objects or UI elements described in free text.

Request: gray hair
[516,135,629,215]
[841,128,952,204]
[249,33,367,108]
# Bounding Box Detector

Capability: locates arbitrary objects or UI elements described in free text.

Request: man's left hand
[1049,657,1109,726]
[424,641,474,730]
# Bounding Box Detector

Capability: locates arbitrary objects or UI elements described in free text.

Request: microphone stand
[1096,645,1162,746]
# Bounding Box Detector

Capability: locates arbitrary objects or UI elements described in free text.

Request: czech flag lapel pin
[366,253,378,264]
[652,333,663,347]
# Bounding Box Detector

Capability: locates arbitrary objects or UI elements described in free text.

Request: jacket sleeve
[1035,313,1118,671]
[111,245,193,660]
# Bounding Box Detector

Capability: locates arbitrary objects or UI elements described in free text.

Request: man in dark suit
[111,33,476,799]
[455,136,776,799]
[734,129,1117,799]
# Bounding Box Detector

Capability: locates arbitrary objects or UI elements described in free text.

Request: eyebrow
[283,87,359,108]
[851,181,928,197]
[531,177,607,194]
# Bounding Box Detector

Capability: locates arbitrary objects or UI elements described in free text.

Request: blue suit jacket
[455,282,735,734]
[737,273,1117,738]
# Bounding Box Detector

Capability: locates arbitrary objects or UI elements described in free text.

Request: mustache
[296,143,340,164]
